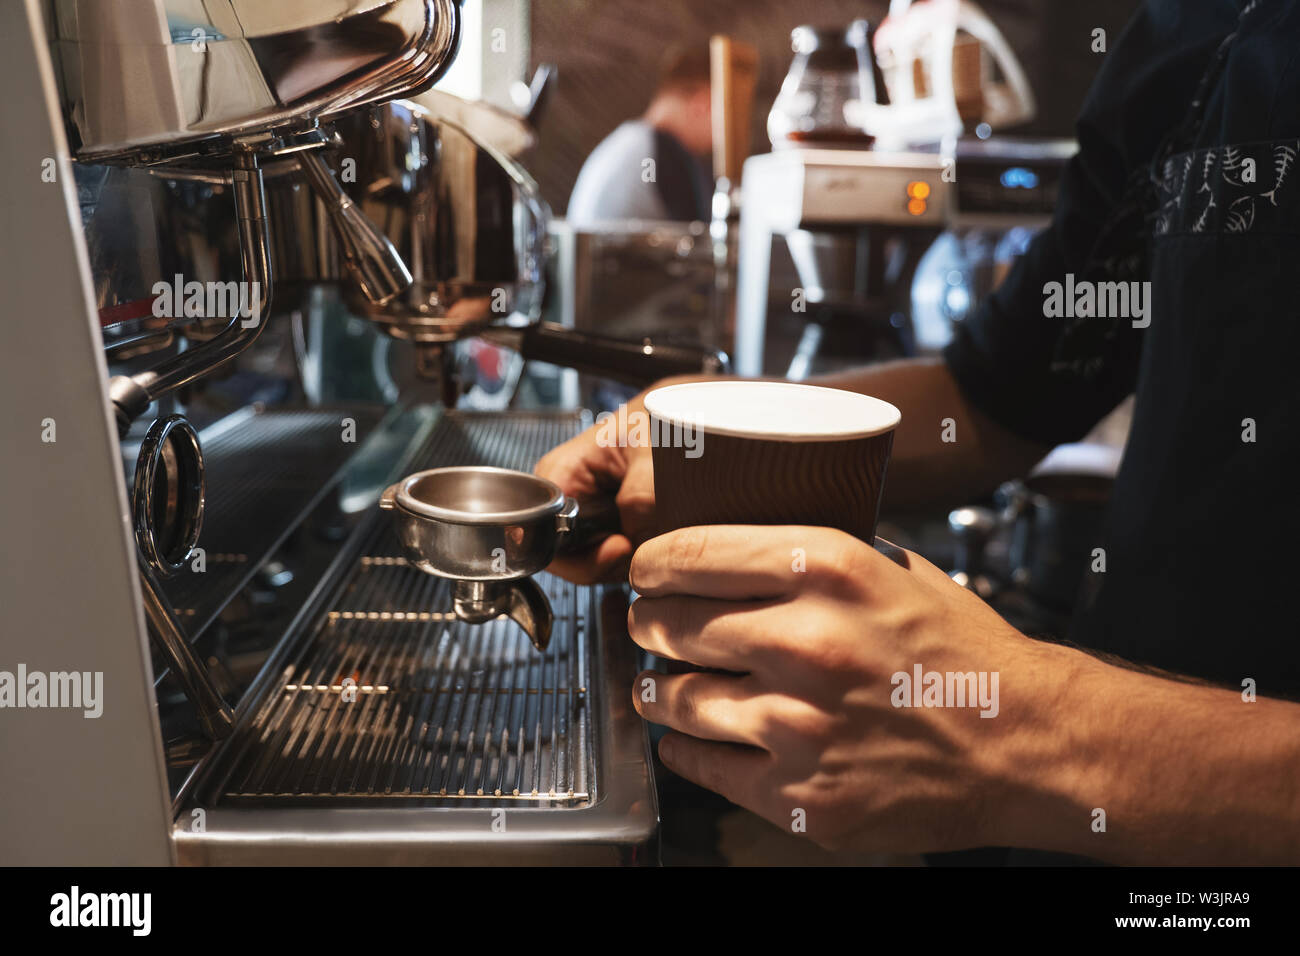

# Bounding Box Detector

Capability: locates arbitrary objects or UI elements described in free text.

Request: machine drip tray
[175,410,659,865]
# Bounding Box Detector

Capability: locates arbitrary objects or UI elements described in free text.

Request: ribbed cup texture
[650,421,895,543]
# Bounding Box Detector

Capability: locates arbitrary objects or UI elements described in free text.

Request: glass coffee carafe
[768,19,888,149]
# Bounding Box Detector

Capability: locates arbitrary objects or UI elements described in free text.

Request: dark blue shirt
[944,0,1300,693]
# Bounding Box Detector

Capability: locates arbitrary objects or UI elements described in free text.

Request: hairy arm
[537,358,1050,580]
[634,358,1051,511]
[1001,644,1300,864]
[814,357,1052,511]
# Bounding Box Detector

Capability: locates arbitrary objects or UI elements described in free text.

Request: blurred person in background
[567,46,714,227]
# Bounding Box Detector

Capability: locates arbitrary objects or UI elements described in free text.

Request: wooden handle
[710,35,760,185]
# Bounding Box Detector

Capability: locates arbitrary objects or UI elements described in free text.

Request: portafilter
[380,467,619,651]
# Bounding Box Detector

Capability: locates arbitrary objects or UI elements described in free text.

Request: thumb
[547,534,634,586]
[616,452,658,545]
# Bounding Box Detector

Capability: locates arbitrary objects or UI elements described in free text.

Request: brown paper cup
[644,382,900,543]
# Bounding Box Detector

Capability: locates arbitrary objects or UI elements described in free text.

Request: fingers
[534,429,626,499]
[546,534,633,585]
[630,526,799,599]
[534,416,665,585]
[536,423,653,584]
[628,593,790,671]
[630,525,870,600]
[656,731,770,812]
[633,670,767,747]
[615,452,657,544]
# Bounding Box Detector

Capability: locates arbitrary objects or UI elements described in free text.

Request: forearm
[999,643,1300,864]
[630,360,1049,512]
[813,358,1051,511]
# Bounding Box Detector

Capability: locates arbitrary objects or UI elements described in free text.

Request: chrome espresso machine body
[0,0,662,865]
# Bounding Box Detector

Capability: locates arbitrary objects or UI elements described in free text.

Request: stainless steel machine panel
[47,0,461,161]
[131,405,388,640]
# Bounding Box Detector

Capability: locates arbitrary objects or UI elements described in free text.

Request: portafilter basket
[380,467,617,651]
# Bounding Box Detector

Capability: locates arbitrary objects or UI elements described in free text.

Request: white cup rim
[644,381,901,442]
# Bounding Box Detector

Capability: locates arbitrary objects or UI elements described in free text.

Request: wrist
[977,637,1106,854]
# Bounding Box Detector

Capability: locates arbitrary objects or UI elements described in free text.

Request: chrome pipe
[137,558,234,741]
[108,152,273,437]
[297,150,413,306]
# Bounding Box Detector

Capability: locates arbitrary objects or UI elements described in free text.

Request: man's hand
[627,524,1075,853]
[533,415,656,584]
[536,375,719,584]
[628,525,1300,863]
[533,359,1053,581]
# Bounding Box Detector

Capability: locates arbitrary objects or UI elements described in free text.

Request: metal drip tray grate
[154,405,386,637]
[203,411,594,809]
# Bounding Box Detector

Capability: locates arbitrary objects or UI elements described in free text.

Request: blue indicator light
[1000,167,1039,189]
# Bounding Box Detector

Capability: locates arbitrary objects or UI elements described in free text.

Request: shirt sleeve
[567,125,672,226]
[942,0,1239,446]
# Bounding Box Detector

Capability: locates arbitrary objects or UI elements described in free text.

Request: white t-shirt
[566,121,710,227]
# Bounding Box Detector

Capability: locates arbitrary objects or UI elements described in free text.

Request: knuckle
[791,708,837,744]
[626,597,655,644]
[614,482,652,513]
[627,547,650,590]
[794,783,839,819]
[666,526,711,572]
[810,533,874,596]
[764,701,835,746]
[627,596,683,651]
[663,596,693,642]
[673,675,704,725]
[695,750,731,797]
[631,527,711,591]
[798,624,868,678]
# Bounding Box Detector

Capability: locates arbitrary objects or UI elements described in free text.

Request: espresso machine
[735,4,1073,378]
[0,0,724,865]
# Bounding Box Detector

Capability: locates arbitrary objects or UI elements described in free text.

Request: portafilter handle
[297,150,413,306]
[555,495,623,555]
[481,322,731,388]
